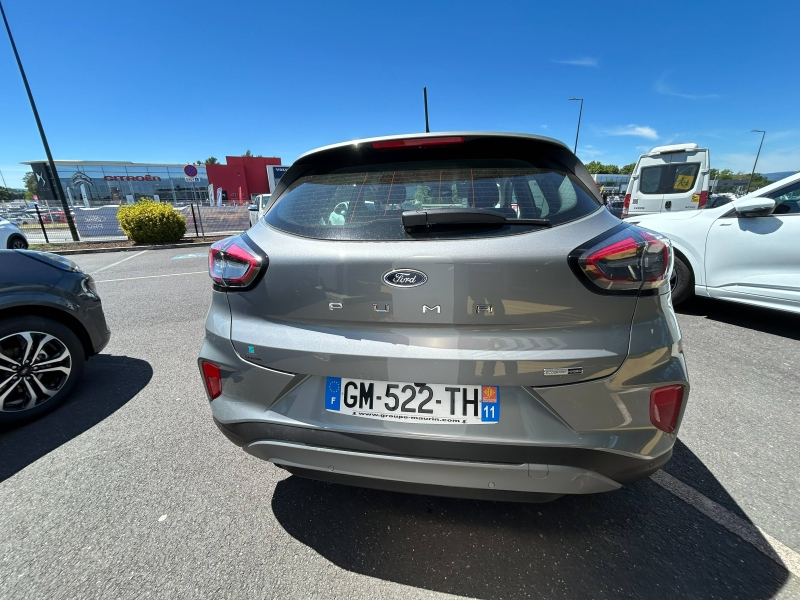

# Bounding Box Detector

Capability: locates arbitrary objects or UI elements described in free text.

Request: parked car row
[5,131,796,511]
[0,204,70,225]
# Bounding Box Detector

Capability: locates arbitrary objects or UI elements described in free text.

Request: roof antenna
[423,87,430,133]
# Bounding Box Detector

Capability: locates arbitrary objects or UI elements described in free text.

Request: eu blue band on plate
[326,377,342,411]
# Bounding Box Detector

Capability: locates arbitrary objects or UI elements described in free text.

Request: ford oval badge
[383,268,428,288]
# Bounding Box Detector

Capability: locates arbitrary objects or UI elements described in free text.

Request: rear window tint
[640,162,701,195]
[265,163,599,240]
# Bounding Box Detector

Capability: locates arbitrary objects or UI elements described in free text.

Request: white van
[622,143,710,217]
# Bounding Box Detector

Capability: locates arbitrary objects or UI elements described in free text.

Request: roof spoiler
[266,132,602,208]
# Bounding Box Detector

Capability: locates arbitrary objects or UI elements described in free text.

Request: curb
[39,241,214,256]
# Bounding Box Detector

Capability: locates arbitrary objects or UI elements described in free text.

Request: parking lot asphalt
[1,247,799,599]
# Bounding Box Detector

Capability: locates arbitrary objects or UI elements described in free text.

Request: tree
[584,161,620,175]
[716,169,735,180]
[23,171,38,196]
[747,172,771,191]
[205,157,219,165]
[620,163,635,175]
[0,187,10,203]
[243,150,253,157]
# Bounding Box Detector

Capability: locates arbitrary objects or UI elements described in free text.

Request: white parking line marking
[92,250,148,274]
[651,470,800,577]
[94,271,206,283]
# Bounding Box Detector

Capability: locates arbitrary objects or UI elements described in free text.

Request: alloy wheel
[10,238,27,249]
[0,331,72,411]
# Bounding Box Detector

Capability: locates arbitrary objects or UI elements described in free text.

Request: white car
[625,171,800,314]
[0,216,29,249]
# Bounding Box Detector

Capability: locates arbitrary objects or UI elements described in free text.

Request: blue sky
[1,0,798,188]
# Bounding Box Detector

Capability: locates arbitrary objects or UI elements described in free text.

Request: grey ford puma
[198,132,689,502]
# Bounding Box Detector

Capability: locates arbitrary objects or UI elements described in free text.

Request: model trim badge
[544,367,584,376]
[383,268,428,288]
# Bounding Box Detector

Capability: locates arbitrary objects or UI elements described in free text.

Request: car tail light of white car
[622,193,632,217]
[569,225,672,295]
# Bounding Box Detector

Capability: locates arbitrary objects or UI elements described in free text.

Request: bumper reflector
[649,385,684,433]
[201,360,222,400]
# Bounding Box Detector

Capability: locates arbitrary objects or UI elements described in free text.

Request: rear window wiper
[402,209,551,229]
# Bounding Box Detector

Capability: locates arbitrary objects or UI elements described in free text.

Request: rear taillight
[569,224,672,295]
[698,190,708,209]
[200,360,222,400]
[372,136,465,149]
[649,385,685,433]
[622,193,631,217]
[208,234,267,290]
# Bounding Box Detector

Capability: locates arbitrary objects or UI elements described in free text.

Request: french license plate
[324,377,500,424]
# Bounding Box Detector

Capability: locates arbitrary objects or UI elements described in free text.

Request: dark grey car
[199,132,690,502]
[0,250,110,424]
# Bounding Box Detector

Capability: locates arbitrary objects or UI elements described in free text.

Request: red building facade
[206,156,282,205]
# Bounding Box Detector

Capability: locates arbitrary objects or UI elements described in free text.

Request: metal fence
[9,203,250,245]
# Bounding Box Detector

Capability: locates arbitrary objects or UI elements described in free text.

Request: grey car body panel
[230,208,632,388]
[200,132,689,499]
[204,289,686,462]
[0,251,110,354]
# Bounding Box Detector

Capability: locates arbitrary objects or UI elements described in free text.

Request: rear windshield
[640,162,701,195]
[264,162,600,240]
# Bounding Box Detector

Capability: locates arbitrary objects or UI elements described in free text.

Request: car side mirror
[734,197,775,218]
[248,203,259,212]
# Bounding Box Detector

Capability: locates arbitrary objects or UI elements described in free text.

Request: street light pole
[746,130,766,194]
[569,98,584,155]
[0,0,79,240]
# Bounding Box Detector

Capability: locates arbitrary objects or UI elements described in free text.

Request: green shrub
[117,199,186,244]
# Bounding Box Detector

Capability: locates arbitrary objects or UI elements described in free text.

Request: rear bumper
[203,287,687,501]
[215,419,671,499]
